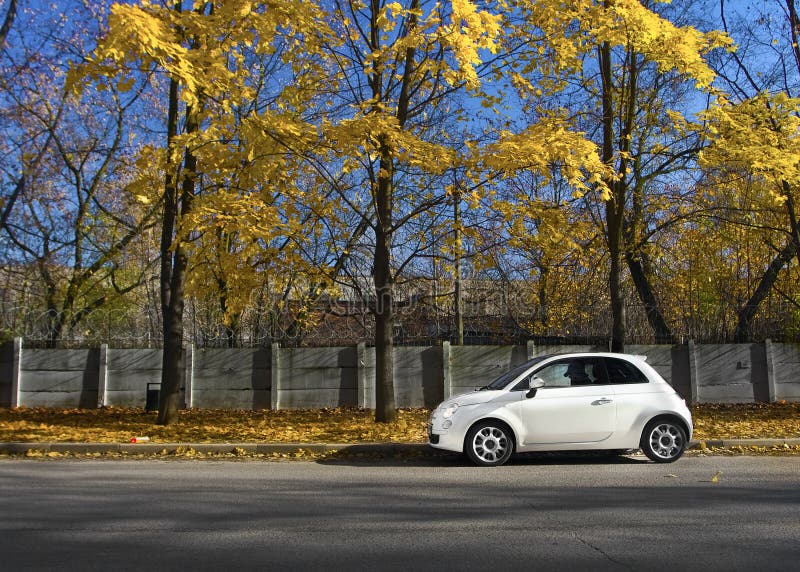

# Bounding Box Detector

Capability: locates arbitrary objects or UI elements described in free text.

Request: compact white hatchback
[428,353,692,466]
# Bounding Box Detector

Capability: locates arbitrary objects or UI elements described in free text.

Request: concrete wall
[447,344,530,397]
[106,349,162,407]
[1,339,798,409]
[20,348,99,408]
[626,344,692,400]
[276,346,357,409]
[194,348,270,410]
[692,344,769,403]
[771,342,800,401]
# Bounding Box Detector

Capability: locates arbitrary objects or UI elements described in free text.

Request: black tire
[464,421,514,467]
[640,418,687,463]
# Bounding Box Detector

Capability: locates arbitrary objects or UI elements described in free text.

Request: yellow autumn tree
[73,0,336,423]
[483,0,730,350]
[489,171,604,339]
[699,93,800,339]
[696,0,800,341]
[310,0,504,421]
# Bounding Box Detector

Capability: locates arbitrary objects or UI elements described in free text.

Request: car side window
[605,358,648,384]
[532,358,607,388]
[531,362,571,387]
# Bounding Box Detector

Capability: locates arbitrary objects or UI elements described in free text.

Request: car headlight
[442,403,459,419]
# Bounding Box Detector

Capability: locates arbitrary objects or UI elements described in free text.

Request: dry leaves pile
[0,407,429,444]
[691,403,800,440]
[0,403,800,443]
[0,403,798,445]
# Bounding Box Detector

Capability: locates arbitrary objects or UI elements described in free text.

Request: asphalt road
[1,454,798,571]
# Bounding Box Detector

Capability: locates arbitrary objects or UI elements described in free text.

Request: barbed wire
[2,296,798,349]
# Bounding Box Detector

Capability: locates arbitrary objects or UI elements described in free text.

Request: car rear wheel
[465,421,514,467]
[640,419,687,463]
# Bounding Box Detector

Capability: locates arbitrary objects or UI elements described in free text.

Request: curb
[690,438,800,449]
[1,439,799,456]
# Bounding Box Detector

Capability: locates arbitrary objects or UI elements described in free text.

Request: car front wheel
[640,419,687,463]
[465,421,514,467]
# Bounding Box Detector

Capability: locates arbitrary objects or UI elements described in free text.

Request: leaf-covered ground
[691,403,800,440]
[1,403,798,445]
[0,407,428,444]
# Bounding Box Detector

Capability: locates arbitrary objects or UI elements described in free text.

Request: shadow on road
[316,447,649,467]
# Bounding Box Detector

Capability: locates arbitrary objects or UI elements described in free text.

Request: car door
[512,357,617,445]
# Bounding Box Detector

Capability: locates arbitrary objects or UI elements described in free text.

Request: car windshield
[479,356,551,391]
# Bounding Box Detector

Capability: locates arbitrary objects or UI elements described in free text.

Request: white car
[428,353,692,466]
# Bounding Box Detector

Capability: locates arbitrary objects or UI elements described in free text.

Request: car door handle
[592,398,613,405]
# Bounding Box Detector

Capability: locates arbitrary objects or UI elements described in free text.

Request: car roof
[534,352,647,362]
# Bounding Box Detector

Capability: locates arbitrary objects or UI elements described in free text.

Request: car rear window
[605,358,648,384]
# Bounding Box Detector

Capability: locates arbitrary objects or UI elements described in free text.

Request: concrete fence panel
[694,344,769,403]
[771,343,800,401]
[3,339,799,409]
[533,344,609,355]
[276,347,359,409]
[106,349,162,407]
[394,347,443,408]
[626,345,692,400]
[448,345,529,397]
[21,348,99,408]
[193,348,270,410]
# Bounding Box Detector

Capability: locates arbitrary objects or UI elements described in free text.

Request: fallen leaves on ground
[687,443,800,457]
[690,403,800,440]
[0,407,430,444]
[0,403,798,460]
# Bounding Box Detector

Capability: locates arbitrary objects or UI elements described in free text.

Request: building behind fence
[1,339,799,409]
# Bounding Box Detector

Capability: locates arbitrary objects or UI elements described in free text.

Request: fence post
[526,340,536,360]
[356,342,368,408]
[271,343,280,410]
[442,341,451,399]
[765,339,776,403]
[184,344,194,409]
[688,339,698,403]
[11,337,22,408]
[97,344,108,408]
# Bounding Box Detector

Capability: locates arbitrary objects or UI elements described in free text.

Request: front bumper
[427,413,466,453]
[427,424,439,445]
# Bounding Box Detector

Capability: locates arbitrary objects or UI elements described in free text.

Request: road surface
[1,454,798,571]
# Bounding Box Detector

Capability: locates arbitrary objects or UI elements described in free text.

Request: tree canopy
[2,0,799,421]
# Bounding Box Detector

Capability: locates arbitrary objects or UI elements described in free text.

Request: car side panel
[613,381,692,439]
[512,385,617,445]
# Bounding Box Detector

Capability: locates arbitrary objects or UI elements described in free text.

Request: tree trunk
[157,72,183,424]
[373,149,396,423]
[453,188,464,345]
[607,202,626,352]
[600,33,626,352]
[157,67,199,423]
[625,252,674,343]
[733,240,795,342]
[367,0,418,422]
[783,184,800,267]
[537,264,549,330]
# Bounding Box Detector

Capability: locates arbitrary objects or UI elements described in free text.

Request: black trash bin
[145,383,160,411]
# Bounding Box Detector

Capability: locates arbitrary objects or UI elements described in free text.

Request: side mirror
[526,377,545,399]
